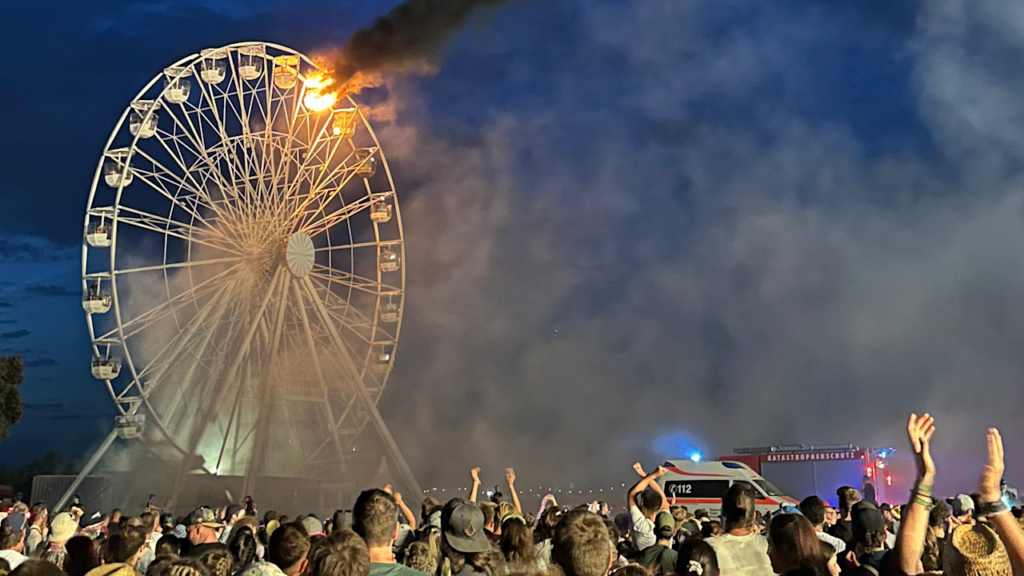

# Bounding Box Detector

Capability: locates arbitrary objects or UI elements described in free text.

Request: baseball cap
[851,501,885,539]
[301,516,324,536]
[1,512,26,532]
[655,511,675,539]
[188,507,223,528]
[50,512,79,541]
[949,494,976,517]
[443,501,490,554]
[224,504,243,522]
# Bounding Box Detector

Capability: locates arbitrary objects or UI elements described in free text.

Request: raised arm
[628,466,668,510]
[980,429,1024,576]
[538,493,557,519]
[895,413,936,576]
[505,468,523,514]
[395,491,417,530]
[469,467,481,503]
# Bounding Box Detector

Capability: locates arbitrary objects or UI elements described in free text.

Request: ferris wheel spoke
[300,193,377,237]
[313,241,382,252]
[308,263,399,295]
[161,100,239,201]
[126,160,228,238]
[95,263,240,343]
[193,74,253,213]
[115,255,245,277]
[115,206,244,255]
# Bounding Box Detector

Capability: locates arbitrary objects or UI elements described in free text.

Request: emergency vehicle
[657,460,799,517]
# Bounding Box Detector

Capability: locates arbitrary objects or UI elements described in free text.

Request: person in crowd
[676,539,720,576]
[850,502,888,571]
[639,511,677,575]
[922,501,951,572]
[155,534,181,559]
[948,494,976,526]
[439,500,492,576]
[705,483,773,576]
[702,521,725,539]
[9,559,65,576]
[0,527,26,571]
[24,505,46,558]
[309,529,371,576]
[828,487,861,546]
[268,523,310,576]
[229,527,259,570]
[401,543,435,575]
[879,503,898,535]
[352,489,424,576]
[499,515,544,573]
[766,514,826,575]
[42,512,78,570]
[63,536,98,576]
[823,507,837,532]
[895,413,1024,576]
[302,517,326,539]
[381,486,416,555]
[199,549,234,576]
[148,558,209,576]
[551,509,611,576]
[219,505,245,545]
[136,511,162,575]
[185,508,227,558]
[798,496,845,554]
[110,511,122,527]
[861,476,877,506]
[817,542,839,576]
[626,464,670,551]
[420,500,442,530]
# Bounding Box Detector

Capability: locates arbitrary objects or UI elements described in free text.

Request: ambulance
[657,460,799,518]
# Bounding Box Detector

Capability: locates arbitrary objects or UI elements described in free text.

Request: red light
[866,466,874,477]
[886,475,892,486]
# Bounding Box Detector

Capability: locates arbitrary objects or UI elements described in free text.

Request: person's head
[862,475,872,487]
[836,487,862,519]
[156,534,182,558]
[0,527,22,553]
[223,505,244,527]
[552,510,612,576]
[421,525,442,562]
[352,489,398,550]
[799,496,827,530]
[140,512,159,534]
[29,504,47,528]
[767,514,826,574]
[851,502,887,554]
[309,529,370,576]
[496,502,517,526]
[268,522,310,576]
[720,483,756,532]
[640,488,663,520]
[187,508,223,546]
[421,498,442,526]
[263,511,279,525]
[63,536,99,576]
[201,550,235,576]
[819,541,839,576]
[944,524,1011,576]
[949,495,976,521]
[676,539,720,576]
[49,512,78,544]
[500,517,537,566]
[701,521,724,539]
[9,559,65,576]
[302,517,325,538]
[111,509,122,524]
[654,511,675,544]
[228,526,258,567]
[879,503,894,523]
[440,500,493,575]
[823,507,837,526]
[479,503,497,533]
[402,542,436,575]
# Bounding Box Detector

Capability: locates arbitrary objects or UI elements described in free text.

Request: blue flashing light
[689,452,702,463]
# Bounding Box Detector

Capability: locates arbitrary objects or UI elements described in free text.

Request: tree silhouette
[0,355,25,441]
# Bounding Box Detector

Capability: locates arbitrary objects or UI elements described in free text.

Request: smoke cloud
[328,0,517,90]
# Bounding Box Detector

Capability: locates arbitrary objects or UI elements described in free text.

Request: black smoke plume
[331,0,516,88]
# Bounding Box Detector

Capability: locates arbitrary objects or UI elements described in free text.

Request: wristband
[978,499,1011,516]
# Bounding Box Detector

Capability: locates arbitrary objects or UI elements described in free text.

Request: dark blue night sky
[3,0,1024,495]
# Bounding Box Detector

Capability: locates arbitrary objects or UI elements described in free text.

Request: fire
[303,72,339,112]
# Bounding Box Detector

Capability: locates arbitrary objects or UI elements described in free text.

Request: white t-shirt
[0,549,27,570]
[706,532,774,576]
[815,530,846,554]
[629,506,656,551]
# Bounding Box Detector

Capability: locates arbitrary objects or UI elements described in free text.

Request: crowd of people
[0,412,1021,576]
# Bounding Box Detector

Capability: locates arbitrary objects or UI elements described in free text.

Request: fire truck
[718,444,895,504]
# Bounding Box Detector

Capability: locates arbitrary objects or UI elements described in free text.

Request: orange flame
[303,71,339,112]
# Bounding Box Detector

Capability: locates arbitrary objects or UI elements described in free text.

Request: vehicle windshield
[755,479,784,497]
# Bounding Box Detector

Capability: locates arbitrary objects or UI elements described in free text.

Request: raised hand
[394,491,404,505]
[505,468,516,486]
[383,484,394,495]
[471,467,481,484]
[654,465,669,478]
[907,413,936,483]
[632,462,646,477]
[980,428,1005,503]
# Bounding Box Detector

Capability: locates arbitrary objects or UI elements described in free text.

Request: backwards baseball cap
[949,494,976,517]
[655,511,675,539]
[224,504,244,522]
[1,512,26,532]
[188,507,223,528]
[851,501,886,539]
[443,501,490,554]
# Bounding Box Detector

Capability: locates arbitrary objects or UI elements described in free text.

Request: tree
[0,355,25,441]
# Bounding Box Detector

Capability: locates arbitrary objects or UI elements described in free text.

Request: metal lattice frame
[61,42,418,510]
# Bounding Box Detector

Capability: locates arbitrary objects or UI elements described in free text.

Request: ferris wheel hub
[285,232,315,278]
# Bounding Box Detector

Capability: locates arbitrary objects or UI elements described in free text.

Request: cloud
[24,357,59,368]
[0,330,30,340]
[25,284,76,297]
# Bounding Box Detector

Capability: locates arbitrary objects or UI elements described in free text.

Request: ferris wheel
[65,41,419,508]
